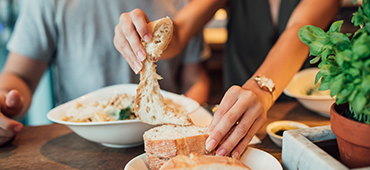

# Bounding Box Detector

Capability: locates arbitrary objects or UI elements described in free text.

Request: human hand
[0,90,24,146]
[114,8,152,74]
[206,85,272,159]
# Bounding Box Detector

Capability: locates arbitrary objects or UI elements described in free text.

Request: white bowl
[283,68,335,117]
[266,120,309,147]
[47,84,208,148]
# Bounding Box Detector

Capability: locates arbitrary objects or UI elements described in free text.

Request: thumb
[5,90,23,109]
[0,112,23,134]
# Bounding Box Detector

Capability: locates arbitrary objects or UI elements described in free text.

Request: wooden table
[0,102,330,170]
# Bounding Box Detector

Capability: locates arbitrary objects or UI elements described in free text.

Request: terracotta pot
[330,103,370,168]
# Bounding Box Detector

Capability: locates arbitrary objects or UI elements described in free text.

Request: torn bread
[146,153,168,170]
[159,153,251,170]
[134,17,193,125]
[144,125,213,170]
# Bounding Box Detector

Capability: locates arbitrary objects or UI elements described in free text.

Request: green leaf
[364,1,370,18]
[353,28,364,39]
[351,61,364,70]
[336,83,355,104]
[320,64,341,76]
[354,78,362,84]
[361,75,370,93]
[352,93,367,113]
[329,73,345,97]
[364,59,370,72]
[328,20,344,33]
[298,25,327,45]
[336,50,352,67]
[353,33,370,58]
[309,41,326,56]
[366,24,370,33]
[310,56,321,64]
[352,7,366,26]
[348,88,359,102]
[318,76,330,91]
[347,68,361,77]
[315,71,322,84]
[329,32,351,44]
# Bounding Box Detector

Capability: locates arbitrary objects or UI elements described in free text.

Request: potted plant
[298,0,370,168]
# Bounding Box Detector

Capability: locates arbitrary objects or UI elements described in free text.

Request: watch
[253,75,275,94]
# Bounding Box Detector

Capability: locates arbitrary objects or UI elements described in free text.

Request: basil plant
[298,0,370,124]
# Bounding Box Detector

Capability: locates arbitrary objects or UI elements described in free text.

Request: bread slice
[146,153,169,170]
[159,153,251,170]
[144,125,211,158]
[134,17,193,125]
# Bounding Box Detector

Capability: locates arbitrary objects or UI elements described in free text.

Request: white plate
[47,84,209,148]
[124,147,282,170]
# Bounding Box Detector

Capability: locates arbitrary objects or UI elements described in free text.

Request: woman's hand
[114,9,152,74]
[0,90,24,146]
[206,83,273,159]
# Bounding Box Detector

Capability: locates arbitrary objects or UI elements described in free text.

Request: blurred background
[0,0,360,126]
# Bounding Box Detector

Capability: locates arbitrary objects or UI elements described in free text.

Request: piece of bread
[144,125,211,158]
[159,153,251,170]
[134,17,193,125]
[146,153,168,170]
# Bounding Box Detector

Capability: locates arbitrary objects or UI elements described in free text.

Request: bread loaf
[144,125,213,170]
[134,17,193,126]
[159,153,251,170]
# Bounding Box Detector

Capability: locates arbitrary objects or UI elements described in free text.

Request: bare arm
[114,0,227,73]
[0,52,47,145]
[182,62,210,105]
[206,0,341,158]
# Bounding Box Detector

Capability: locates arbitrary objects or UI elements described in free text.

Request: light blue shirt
[7,0,204,106]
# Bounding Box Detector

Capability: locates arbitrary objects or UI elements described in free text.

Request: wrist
[242,79,274,111]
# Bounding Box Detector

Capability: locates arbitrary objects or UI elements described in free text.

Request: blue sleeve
[6,0,57,61]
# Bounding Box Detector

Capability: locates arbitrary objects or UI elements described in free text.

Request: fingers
[114,9,151,74]
[207,86,240,133]
[130,9,151,42]
[0,112,23,146]
[114,26,143,74]
[3,90,23,118]
[6,90,22,108]
[206,86,247,152]
[206,85,268,158]
[231,115,266,159]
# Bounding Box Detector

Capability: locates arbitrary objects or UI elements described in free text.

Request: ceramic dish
[124,147,282,170]
[47,84,206,148]
[266,120,310,147]
[284,67,335,117]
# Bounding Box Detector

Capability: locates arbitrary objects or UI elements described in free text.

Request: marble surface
[282,125,370,170]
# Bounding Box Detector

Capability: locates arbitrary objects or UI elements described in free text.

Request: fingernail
[216,148,226,156]
[143,34,151,42]
[137,50,146,61]
[232,151,240,159]
[206,138,216,151]
[133,61,142,74]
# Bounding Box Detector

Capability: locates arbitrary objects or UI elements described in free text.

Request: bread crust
[159,153,251,170]
[134,17,193,125]
[146,153,168,170]
[144,132,210,158]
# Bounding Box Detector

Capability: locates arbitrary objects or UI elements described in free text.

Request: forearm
[243,0,340,109]
[244,24,309,103]
[0,72,32,117]
[184,68,210,104]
